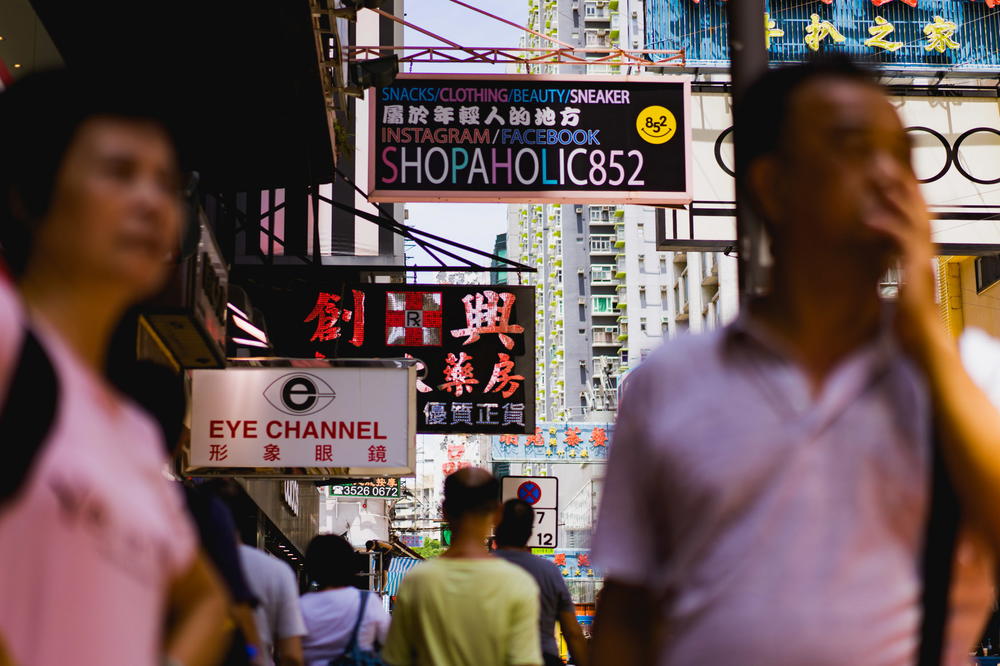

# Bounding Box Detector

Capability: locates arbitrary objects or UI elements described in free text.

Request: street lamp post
[727,0,770,304]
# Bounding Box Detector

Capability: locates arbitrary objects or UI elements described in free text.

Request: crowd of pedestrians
[5,53,1000,666]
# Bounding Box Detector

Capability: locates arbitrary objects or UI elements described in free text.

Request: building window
[592,326,617,344]
[592,296,615,314]
[592,265,614,284]
[675,267,689,314]
[659,256,667,273]
[590,235,614,253]
[704,291,721,329]
[976,256,1000,294]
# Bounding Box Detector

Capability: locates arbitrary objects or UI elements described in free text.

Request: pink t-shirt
[0,281,196,666]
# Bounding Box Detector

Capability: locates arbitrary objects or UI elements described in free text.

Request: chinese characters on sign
[299,285,535,435]
[370,74,691,205]
[539,549,600,581]
[305,290,366,345]
[491,422,614,462]
[764,12,966,54]
[660,1,999,71]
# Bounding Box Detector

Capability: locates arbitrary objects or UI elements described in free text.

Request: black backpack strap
[0,329,59,506]
[345,589,369,652]
[916,427,961,666]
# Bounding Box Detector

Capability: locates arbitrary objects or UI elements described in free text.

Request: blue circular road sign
[518,481,542,505]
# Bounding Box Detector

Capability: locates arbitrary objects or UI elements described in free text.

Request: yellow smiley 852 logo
[636,106,677,145]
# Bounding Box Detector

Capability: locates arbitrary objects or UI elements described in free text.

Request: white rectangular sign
[190,367,415,472]
[501,476,559,549]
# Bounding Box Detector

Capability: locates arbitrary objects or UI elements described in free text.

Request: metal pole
[727,0,769,304]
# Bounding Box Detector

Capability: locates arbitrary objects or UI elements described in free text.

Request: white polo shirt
[594,318,994,666]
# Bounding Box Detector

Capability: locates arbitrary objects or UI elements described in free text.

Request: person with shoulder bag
[299,535,389,666]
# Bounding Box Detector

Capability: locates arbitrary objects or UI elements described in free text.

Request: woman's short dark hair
[0,69,181,276]
[495,499,534,548]
[306,534,361,589]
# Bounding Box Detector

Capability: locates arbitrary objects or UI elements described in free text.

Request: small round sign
[518,481,542,505]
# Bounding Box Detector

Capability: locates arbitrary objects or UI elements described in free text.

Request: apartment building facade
[507,0,739,426]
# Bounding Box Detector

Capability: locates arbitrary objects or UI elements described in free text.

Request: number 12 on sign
[533,509,557,548]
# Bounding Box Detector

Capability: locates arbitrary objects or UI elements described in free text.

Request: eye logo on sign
[264,373,337,415]
[636,105,677,145]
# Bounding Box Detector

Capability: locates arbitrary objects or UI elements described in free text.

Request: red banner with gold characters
[298,284,535,435]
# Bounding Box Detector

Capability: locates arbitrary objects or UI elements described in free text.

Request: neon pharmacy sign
[368,73,691,205]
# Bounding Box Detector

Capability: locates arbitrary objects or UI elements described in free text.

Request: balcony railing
[593,331,618,345]
[590,237,615,254]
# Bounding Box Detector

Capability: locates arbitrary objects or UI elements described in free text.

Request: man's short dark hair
[495,499,534,548]
[306,534,361,589]
[0,69,181,276]
[735,55,878,186]
[442,468,500,523]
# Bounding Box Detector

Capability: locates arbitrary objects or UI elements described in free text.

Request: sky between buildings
[401,0,528,274]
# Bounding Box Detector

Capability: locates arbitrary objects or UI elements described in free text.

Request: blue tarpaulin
[385,556,421,597]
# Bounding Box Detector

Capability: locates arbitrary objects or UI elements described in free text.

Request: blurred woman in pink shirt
[0,70,229,666]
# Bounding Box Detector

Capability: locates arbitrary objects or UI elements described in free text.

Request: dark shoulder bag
[916,429,962,666]
[331,589,385,666]
[0,329,59,506]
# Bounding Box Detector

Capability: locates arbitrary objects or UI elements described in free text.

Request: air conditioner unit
[572,1,579,9]
[632,10,638,17]
[633,40,639,47]
[575,207,583,213]
[577,267,585,274]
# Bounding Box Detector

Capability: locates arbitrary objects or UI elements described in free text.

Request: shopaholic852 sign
[369,74,691,204]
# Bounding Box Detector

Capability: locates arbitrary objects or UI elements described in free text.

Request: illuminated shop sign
[369,73,691,205]
[645,0,1000,71]
[190,366,415,471]
[293,284,535,435]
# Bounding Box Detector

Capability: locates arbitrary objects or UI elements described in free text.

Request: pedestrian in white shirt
[299,535,390,666]
[238,544,307,666]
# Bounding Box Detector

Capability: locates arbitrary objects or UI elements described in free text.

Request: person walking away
[382,468,542,666]
[495,499,589,666]
[299,534,389,665]
[591,55,998,666]
[0,69,229,666]
[239,541,307,666]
